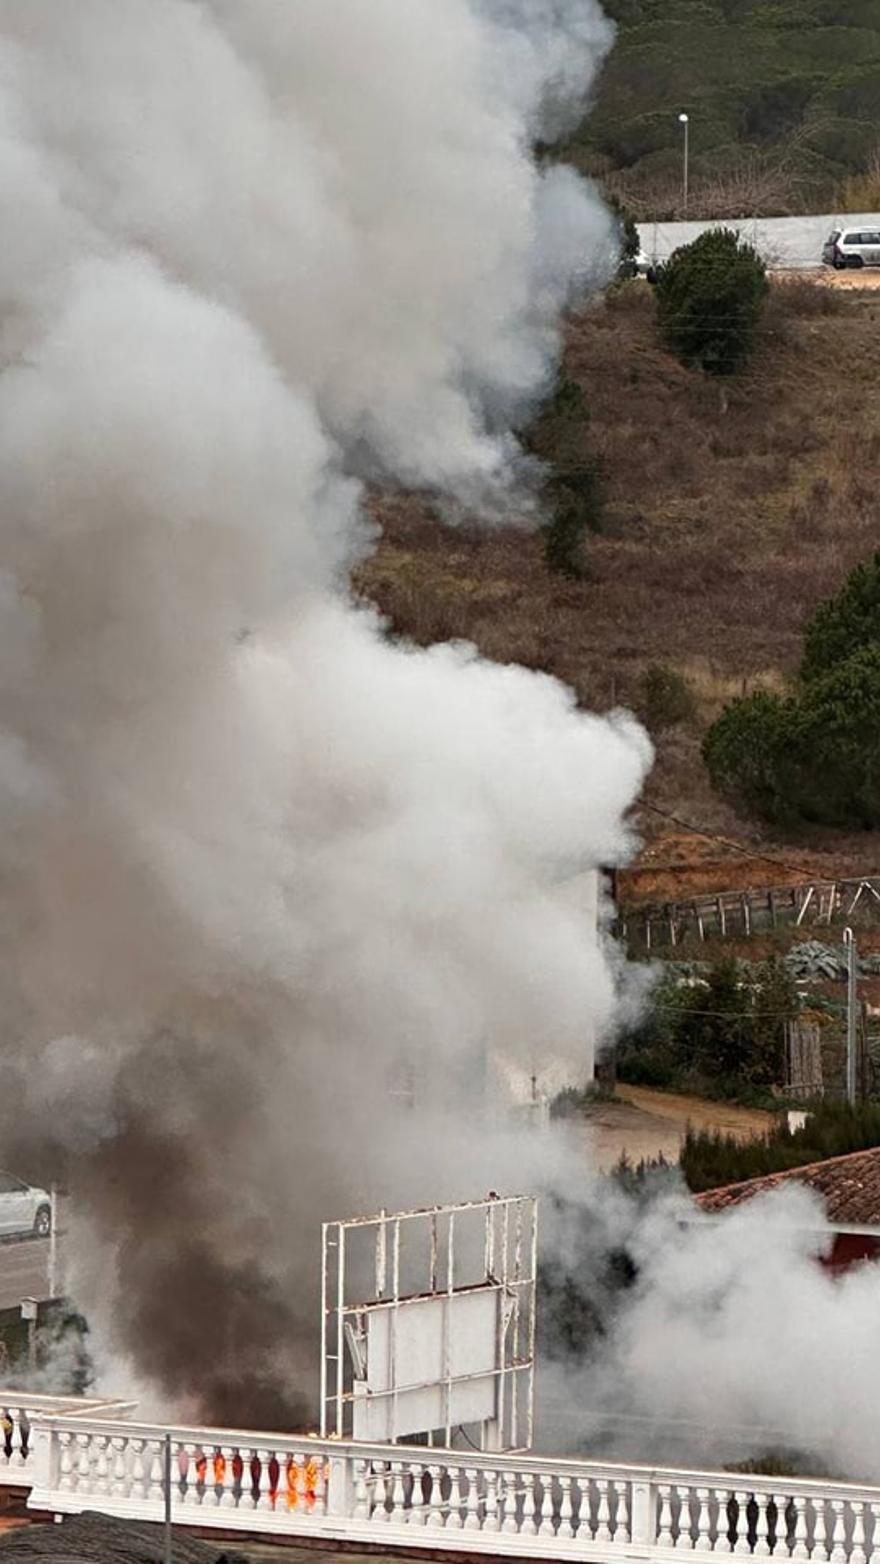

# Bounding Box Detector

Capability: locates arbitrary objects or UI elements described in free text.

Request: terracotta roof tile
[694,1145,880,1226]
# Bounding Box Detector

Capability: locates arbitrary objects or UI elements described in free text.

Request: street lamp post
[678,112,690,218]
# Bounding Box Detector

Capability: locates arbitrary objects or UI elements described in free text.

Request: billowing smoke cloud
[539,1172,880,1481]
[0,1,649,1423]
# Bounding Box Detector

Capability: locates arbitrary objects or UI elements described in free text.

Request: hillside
[563,0,880,218]
[361,276,880,897]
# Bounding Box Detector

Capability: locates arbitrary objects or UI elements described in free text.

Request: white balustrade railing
[0,1394,136,1481]
[17,1412,880,1560]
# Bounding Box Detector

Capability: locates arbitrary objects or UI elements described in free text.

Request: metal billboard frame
[320,1194,538,1452]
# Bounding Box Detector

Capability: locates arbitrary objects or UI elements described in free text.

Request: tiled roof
[694,1145,880,1227]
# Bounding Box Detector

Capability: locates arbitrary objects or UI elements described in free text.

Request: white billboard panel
[353,1287,498,1441]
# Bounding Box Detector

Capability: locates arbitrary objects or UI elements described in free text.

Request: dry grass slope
[360,278,880,895]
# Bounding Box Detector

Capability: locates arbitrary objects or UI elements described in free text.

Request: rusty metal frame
[319,1194,537,1452]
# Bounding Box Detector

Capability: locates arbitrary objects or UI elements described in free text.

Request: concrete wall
[637,211,880,271]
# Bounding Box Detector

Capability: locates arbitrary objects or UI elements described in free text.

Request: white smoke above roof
[0,0,649,1419]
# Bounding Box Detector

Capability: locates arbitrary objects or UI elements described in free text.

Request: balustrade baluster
[178,1444,196,1507]
[812,1500,831,1563]
[220,1446,237,1510]
[851,1502,867,1564]
[407,1463,426,1526]
[572,1477,588,1539]
[464,1468,481,1531]
[483,1469,499,1533]
[237,1447,253,1510]
[425,1466,445,1529]
[18,1412,31,1468]
[109,1437,128,1497]
[695,1487,712,1552]
[283,1453,298,1513]
[251,1448,270,1513]
[389,1462,406,1522]
[352,1459,370,1521]
[274,1451,289,1512]
[830,1500,847,1564]
[754,1492,771,1556]
[148,1440,165,1504]
[501,1470,519,1534]
[314,1457,328,1514]
[557,1475,574,1540]
[659,1485,675,1548]
[131,1439,148,1501]
[538,1472,556,1536]
[92,1435,110,1497]
[58,1432,74,1493]
[866,1502,880,1564]
[200,1445,219,1508]
[75,1434,93,1494]
[596,1478,612,1543]
[715,1488,734,1554]
[10,1410,26,1470]
[790,1495,809,1560]
[734,1492,752,1555]
[616,1478,632,1542]
[773,1492,793,1557]
[518,1471,536,1537]
[446,1465,463,1530]
[677,1485,695,1550]
[370,1460,389,1523]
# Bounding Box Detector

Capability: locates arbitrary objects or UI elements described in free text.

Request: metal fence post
[844,927,858,1104]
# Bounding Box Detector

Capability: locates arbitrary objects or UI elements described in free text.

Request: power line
[656,1006,815,1019]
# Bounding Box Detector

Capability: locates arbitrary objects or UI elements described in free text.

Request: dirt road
[582,1084,772,1172]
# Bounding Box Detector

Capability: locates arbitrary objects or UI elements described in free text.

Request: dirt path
[579,1084,773,1172]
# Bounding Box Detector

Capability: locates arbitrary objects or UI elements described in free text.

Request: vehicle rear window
[843,233,862,244]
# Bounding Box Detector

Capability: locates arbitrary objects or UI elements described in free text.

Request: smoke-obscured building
[490,868,600,1113]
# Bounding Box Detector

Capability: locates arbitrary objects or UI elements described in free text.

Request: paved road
[0,1234,66,1313]
[637,209,880,270]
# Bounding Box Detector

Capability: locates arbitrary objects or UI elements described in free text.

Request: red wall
[825,1233,880,1273]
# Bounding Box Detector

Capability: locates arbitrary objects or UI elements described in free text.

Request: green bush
[655,227,769,375]
[617,955,797,1096]
[521,372,604,580]
[607,193,642,279]
[784,645,880,827]
[543,459,605,579]
[801,550,880,682]
[702,688,792,822]
[640,663,696,730]
[682,1100,880,1194]
[704,645,880,828]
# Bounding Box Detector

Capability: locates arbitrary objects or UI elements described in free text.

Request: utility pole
[678,113,690,218]
[20,1298,38,1373]
[163,1432,173,1564]
[47,1185,58,1300]
[844,926,858,1104]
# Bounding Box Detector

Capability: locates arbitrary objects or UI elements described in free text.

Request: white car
[0,1171,51,1238]
[822,227,880,269]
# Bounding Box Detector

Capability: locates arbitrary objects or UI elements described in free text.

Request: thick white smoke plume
[542,1175,880,1481]
[0,0,649,1421]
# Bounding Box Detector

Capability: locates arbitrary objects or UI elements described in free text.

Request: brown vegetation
[839,147,880,213]
[359,277,880,895]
